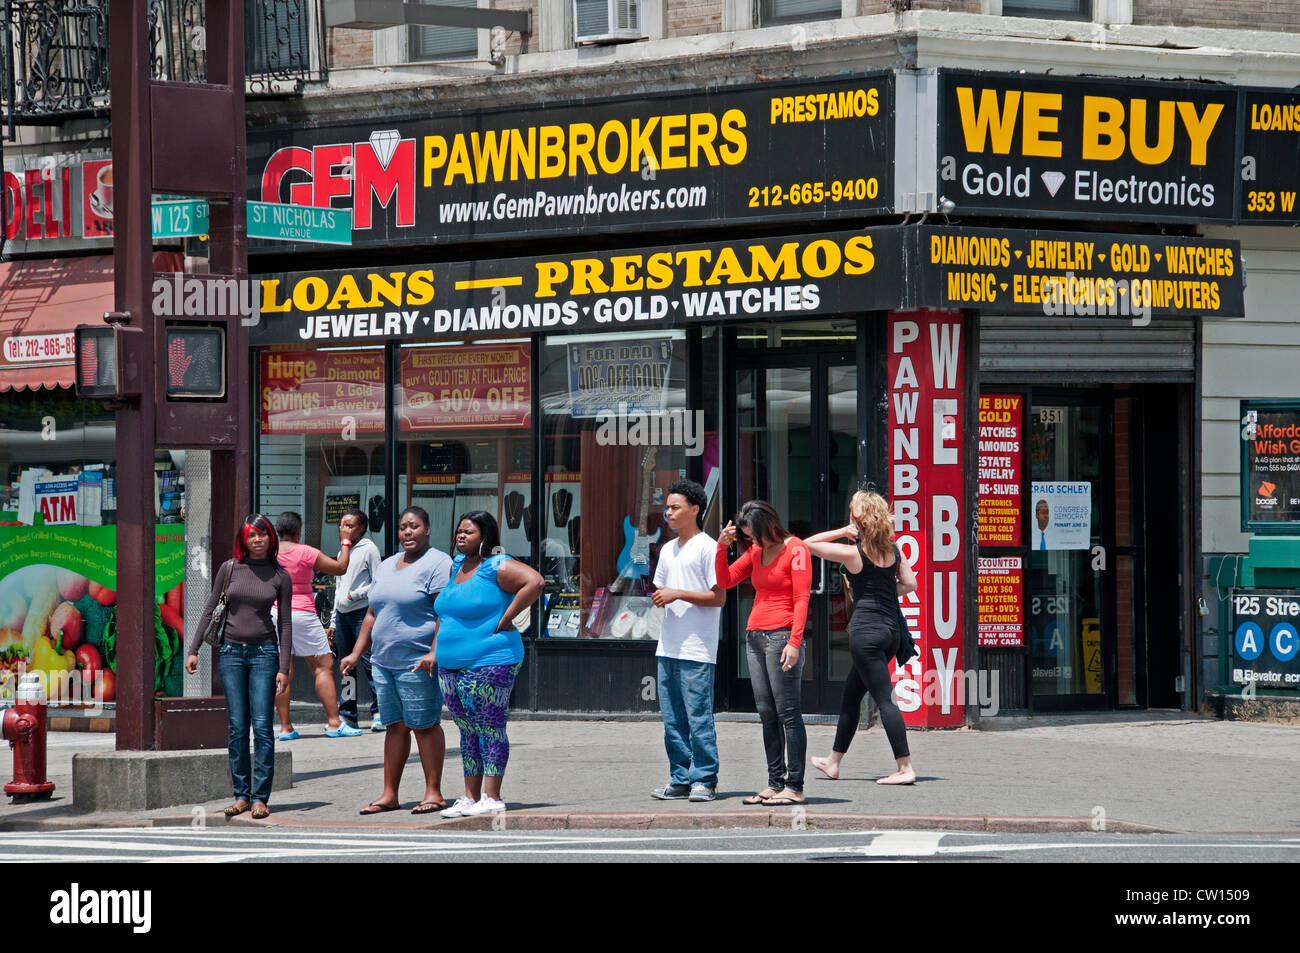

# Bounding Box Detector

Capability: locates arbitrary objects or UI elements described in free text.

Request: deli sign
[937,71,1238,223]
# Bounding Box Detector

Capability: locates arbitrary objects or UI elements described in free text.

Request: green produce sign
[0,515,187,699]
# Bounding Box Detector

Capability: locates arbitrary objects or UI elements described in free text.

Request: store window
[759,0,840,27]
[540,331,704,641]
[397,340,532,562]
[1,388,187,702]
[410,0,478,60]
[1002,0,1090,20]
[259,346,386,618]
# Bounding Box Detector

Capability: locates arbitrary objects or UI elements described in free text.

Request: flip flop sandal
[760,796,805,806]
[743,793,775,805]
[250,804,270,819]
[359,801,400,815]
[410,800,448,815]
[222,803,250,817]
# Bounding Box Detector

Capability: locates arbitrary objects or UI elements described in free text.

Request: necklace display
[551,488,573,528]
[504,491,525,528]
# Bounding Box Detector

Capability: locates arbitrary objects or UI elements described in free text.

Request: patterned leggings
[439,663,522,777]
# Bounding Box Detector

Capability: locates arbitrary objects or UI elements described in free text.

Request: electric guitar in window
[612,447,659,593]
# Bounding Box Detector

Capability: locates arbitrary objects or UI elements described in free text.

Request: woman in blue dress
[416,511,544,818]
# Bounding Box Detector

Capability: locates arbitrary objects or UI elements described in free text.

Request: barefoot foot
[876,769,916,785]
[811,756,840,780]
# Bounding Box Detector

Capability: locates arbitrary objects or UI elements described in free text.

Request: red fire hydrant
[3,673,55,802]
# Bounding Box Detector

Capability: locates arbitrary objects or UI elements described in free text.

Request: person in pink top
[273,511,363,739]
[714,500,813,806]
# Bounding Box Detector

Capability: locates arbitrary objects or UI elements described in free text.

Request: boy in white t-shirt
[649,479,726,802]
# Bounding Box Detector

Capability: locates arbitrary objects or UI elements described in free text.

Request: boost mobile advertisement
[1241,401,1300,531]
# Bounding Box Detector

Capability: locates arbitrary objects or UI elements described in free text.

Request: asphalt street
[2,826,1298,863]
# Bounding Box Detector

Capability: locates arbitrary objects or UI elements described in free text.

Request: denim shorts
[371,662,443,731]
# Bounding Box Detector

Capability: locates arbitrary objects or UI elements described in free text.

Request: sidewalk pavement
[4,712,1299,834]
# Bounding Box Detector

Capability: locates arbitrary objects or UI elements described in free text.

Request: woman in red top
[715,500,813,805]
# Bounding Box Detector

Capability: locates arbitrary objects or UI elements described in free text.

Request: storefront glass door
[1027,397,1111,709]
[729,349,856,714]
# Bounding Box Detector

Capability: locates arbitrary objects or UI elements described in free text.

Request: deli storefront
[1,142,189,707]
[244,69,1257,720]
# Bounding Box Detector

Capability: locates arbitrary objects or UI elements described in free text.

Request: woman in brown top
[186,514,293,819]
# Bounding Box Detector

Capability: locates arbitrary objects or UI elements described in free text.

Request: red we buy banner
[888,310,966,728]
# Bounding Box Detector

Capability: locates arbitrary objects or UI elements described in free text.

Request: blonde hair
[849,490,894,560]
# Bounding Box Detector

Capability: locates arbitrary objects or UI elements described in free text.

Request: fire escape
[1,0,327,139]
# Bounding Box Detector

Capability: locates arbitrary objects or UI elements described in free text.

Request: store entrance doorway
[726,340,858,715]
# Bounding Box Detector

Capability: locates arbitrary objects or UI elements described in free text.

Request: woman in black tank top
[804,491,918,786]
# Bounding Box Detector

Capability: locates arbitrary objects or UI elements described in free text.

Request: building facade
[4,1,1298,721]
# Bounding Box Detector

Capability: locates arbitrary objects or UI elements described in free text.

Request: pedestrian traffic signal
[164,325,226,399]
[74,321,144,399]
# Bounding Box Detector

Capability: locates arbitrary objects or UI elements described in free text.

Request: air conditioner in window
[573,0,641,44]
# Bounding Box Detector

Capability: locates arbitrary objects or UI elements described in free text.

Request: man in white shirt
[649,479,726,802]
[328,507,384,731]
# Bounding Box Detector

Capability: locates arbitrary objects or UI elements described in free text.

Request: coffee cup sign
[82,159,114,236]
[94,165,113,216]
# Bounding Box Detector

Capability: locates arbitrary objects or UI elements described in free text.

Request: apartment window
[411,0,478,60]
[1002,0,1090,19]
[759,0,840,27]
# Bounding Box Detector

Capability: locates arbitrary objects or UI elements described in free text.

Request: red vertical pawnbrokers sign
[889,310,965,728]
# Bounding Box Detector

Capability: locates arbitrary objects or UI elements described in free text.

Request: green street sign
[151,199,209,239]
[149,199,354,244]
[247,201,353,245]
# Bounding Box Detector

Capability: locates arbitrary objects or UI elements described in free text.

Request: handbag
[200,560,234,647]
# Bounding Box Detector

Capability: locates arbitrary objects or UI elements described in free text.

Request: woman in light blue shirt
[341,506,453,816]
[419,511,543,818]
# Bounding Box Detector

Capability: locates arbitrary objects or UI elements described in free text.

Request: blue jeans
[218,642,279,803]
[657,657,718,787]
[746,629,806,793]
[333,606,377,722]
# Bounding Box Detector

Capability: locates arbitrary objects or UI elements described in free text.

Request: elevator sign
[937,71,1238,223]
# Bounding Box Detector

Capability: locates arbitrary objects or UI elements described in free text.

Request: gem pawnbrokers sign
[248,201,352,244]
[247,73,895,248]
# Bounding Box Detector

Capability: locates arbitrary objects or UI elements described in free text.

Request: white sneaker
[440,796,478,819]
[463,796,507,816]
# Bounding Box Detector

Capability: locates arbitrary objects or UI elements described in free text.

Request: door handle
[810,555,827,596]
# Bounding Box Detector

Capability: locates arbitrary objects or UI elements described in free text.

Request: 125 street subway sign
[248,74,894,249]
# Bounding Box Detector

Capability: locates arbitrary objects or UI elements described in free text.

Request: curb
[0,811,1180,834]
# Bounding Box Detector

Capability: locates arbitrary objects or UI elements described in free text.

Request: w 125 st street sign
[148,199,353,244]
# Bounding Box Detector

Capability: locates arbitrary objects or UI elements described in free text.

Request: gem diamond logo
[369,130,401,171]
[1041,171,1066,197]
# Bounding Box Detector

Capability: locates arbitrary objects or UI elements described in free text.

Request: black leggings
[832,613,910,760]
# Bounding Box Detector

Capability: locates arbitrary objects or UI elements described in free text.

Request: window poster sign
[977,556,1024,647]
[400,344,531,431]
[1240,400,1300,532]
[566,337,674,419]
[260,350,384,435]
[888,310,965,728]
[249,73,893,248]
[1228,589,1300,690]
[1029,481,1092,550]
[977,394,1022,546]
